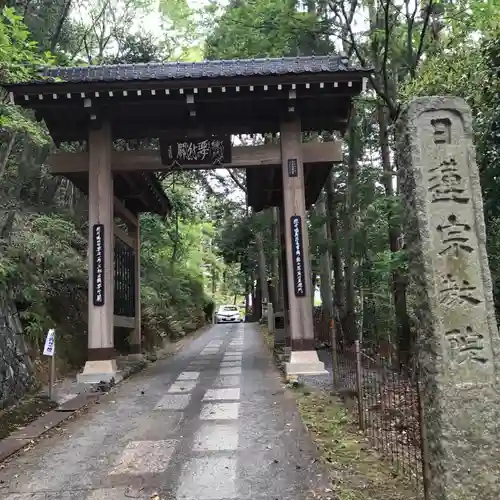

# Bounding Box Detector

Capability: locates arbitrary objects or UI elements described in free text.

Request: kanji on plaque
[438,273,482,307]
[444,325,489,365]
[428,154,470,204]
[160,136,232,167]
[436,214,474,257]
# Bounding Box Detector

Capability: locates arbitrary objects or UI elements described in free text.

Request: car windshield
[221,306,238,312]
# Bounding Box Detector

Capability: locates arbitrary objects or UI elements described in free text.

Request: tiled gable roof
[25,55,368,85]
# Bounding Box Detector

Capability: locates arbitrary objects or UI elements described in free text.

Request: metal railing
[114,236,136,317]
[331,340,426,497]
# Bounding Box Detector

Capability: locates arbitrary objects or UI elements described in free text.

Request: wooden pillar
[131,218,141,353]
[280,117,326,376]
[78,122,117,383]
[280,118,313,349]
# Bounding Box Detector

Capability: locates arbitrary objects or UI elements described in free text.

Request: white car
[215,305,242,323]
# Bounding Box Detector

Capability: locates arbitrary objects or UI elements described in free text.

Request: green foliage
[205,0,329,59]
[140,210,207,342]
[0,213,87,349]
[0,104,50,144]
[0,7,54,83]
[0,7,54,141]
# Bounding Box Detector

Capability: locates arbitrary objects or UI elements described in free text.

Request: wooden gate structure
[6,55,370,381]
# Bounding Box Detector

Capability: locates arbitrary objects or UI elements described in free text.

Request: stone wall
[0,297,36,409]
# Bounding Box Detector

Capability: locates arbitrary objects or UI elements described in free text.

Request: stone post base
[273,312,286,347]
[77,360,117,384]
[274,328,286,346]
[285,350,327,377]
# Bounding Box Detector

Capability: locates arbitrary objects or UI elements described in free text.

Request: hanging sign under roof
[159,136,232,167]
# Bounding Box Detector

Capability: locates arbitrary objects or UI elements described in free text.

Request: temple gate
[6,55,370,381]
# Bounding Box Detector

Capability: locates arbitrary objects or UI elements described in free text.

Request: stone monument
[397,96,500,499]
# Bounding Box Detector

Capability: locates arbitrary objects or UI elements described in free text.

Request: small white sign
[43,329,56,356]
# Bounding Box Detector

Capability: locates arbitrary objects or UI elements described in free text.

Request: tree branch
[50,0,73,53]
[226,168,247,193]
[69,0,112,62]
[381,0,391,101]
[414,0,434,74]
[335,0,396,116]
[0,132,17,180]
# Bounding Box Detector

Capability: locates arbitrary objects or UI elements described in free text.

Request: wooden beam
[47,142,342,174]
[114,225,135,248]
[114,197,138,228]
[119,171,151,216]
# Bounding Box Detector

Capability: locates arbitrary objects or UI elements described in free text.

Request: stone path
[0,323,329,500]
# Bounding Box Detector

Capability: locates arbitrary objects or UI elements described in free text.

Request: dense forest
[0,0,499,374]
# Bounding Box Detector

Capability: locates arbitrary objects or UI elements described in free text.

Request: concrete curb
[0,327,205,464]
[0,360,140,463]
[0,395,99,463]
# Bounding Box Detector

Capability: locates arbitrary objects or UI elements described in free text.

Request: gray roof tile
[24,55,367,85]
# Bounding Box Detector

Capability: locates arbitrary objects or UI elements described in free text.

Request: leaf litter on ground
[293,388,418,500]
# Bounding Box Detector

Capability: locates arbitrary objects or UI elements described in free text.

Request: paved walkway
[0,323,329,500]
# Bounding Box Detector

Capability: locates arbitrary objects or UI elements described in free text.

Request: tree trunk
[343,116,359,344]
[211,264,216,295]
[325,172,345,321]
[361,258,377,342]
[244,274,250,318]
[277,211,286,312]
[50,0,73,52]
[0,132,16,180]
[254,277,262,321]
[317,194,334,321]
[255,230,269,317]
[311,272,318,307]
[377,104,411,366]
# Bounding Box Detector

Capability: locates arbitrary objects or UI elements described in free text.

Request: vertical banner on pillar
[290,215,306,297]
[93,224,105,306]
